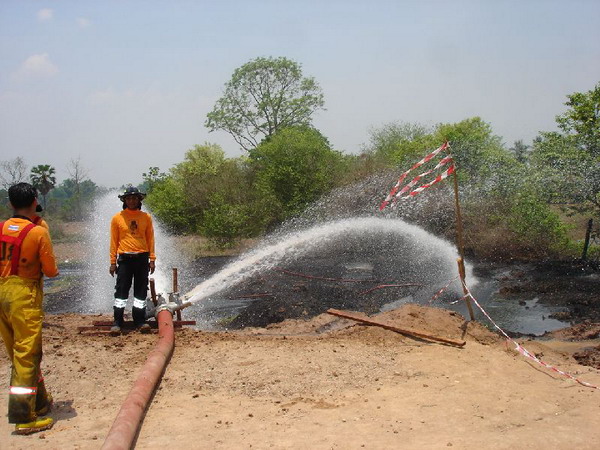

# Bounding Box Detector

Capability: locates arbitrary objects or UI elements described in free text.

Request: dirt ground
[1,304,600,449]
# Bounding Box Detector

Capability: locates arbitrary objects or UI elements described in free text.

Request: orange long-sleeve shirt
[33,215,50,231]
[110,209,156,264]
[0,218,59,280]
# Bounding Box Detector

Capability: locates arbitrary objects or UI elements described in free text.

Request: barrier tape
[406,164,455,198]
[427,276,459,304]
[380,142,450,210]
[460,281,600,390]
[395,155,454,200]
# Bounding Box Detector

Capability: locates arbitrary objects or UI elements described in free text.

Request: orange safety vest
[0,221,37,276]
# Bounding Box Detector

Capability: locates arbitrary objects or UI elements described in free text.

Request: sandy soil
[1,304,600,449]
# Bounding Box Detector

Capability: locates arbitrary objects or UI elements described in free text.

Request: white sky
[1,0,599,187]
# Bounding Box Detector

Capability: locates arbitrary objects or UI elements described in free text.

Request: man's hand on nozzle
[109,264,117,277]
[149,260,156,274]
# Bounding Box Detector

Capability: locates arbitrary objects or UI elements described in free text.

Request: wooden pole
[172,268,178,293]
[172,268,182,321]
[451,156,475,321]
[326,309,465,347]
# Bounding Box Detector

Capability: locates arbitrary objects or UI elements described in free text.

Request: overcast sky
[1,0,599,187]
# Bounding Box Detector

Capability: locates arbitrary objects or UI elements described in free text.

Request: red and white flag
[379,142,454,210]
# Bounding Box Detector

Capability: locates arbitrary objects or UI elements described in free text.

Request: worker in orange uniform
[0,183,59,435]
[109,186,156,333]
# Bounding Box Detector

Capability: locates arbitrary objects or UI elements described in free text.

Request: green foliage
[250,126,347,222]
[148,83,599,262]
[141,167,167,194]
[556,82,600,156]
[48,178,98,221]
[506,190,570,251]
[199,192,256,248]
[172,143,228,214]
[30,164,57,208]
[529,132,589,204]
[144,176,195,232]
[434,117,508,181]
[366,117,576,259]
[530,82,600,217]
[364,118,511,183]
[365,122,434,166]
[509,140,530,164]
[145,144,270,240]
[206,56,325,151]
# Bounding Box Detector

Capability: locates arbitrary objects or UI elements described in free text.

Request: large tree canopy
[205,56,325,151]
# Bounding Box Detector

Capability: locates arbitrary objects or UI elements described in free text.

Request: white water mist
[185,217,471,305]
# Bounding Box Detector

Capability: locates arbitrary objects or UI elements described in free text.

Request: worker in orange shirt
[109,186,156,333]
[0,182,59,435]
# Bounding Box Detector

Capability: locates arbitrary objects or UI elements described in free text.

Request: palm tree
[30,164,57,209]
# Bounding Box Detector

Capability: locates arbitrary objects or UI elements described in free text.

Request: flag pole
[450,145,475,321]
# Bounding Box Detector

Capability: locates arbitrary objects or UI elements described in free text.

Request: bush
[250,126,347,222]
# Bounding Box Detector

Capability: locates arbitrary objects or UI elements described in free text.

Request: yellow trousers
[0,276,51,423]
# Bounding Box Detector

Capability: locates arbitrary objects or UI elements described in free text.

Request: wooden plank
[326,308,466,347]
[91,320,196,327]
[77,326,189,334]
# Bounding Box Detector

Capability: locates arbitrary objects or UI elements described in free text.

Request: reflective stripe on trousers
[0,276,51,423]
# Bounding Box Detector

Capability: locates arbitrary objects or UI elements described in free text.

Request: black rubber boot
[111,307,125,334]
[132,307,149,331]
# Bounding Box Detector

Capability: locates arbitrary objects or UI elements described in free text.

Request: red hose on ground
[101,309,175,450]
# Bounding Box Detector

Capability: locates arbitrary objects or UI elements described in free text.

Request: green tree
[434,117,508,181]
[530,83,600,216]
[250,126,346,222]
[145,144,226,232]
[30,164,56,209]
[530,132,598,211]
[51,178,98,221]
[509,139,530,164]
[198,159,271,247]
[556,82,600,156]
[364,122,434,168]
[145,144,268,241]
[144,177,193,232]
[172,143,230,213]
[141,166,167,194]
[206,56,325,151]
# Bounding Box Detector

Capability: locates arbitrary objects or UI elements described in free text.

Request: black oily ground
[43,258,600,328]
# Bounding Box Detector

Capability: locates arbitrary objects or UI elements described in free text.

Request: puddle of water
[447,278,569,336]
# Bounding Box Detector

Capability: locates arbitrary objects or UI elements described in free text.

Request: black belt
[118,252,149,260]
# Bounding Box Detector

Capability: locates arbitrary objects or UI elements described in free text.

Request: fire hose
[101,300,183,450]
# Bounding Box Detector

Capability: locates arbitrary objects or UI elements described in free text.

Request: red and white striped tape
[396,155,454,199]
[379,142,454,211]
[427,277,599,389]
[405,164,455,198]
[460,281,600,390]
[427,276,459,304]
